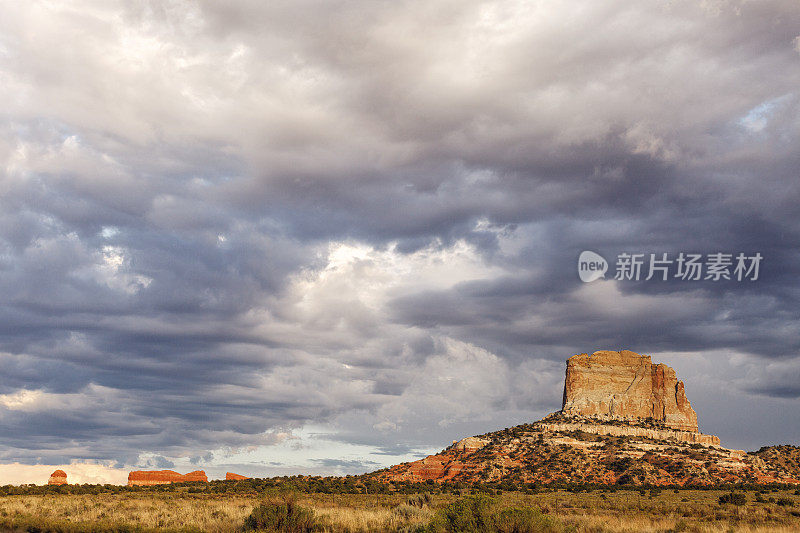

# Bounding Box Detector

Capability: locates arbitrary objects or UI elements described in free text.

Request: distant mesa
[127,470,208,486]
[562,350,699,432]
[48,470,67,485]
[225,472,249,480]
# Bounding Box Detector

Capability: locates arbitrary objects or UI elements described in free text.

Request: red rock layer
[225,472,249,480]
[127,470,208,486]
[47,469,67,485]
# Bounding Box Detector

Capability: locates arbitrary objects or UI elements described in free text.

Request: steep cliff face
[561,350,699,432]
[47,470,67,485]
[225,472,249,480]
[127,470,208,486]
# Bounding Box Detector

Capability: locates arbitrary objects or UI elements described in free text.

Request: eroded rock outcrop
[127,470,208,486]
[48,469,67,485]
[225,472,249,480]
[449,437,489,452]
[562,350,699,431]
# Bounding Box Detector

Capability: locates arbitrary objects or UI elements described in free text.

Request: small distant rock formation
[562,350,699,431]
[225,472,249,480]
[47,470,67,485]
[127,470,208,486]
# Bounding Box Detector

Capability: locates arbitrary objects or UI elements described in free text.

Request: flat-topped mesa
[561,350,699,432]
[127,470,208,486]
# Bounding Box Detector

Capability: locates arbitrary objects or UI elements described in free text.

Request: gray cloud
[0,0,798,474]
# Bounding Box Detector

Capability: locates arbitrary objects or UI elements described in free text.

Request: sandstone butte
[127,470,207,486]
[225,472,249,480]
[562,350,699,431]
[369,350,800,486]
[47,469,67,485]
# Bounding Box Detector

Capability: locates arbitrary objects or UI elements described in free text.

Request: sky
[0,0,799,485]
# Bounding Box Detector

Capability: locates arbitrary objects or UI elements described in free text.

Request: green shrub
[493,507,558,533]
[243,497,318,532]
[434,495,495,532]
[426,496,561,533]
[718,492,747,506]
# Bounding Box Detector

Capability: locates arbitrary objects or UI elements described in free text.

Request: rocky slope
[370,350,800,486]
[753,445,800,474]
[370,414,800,486]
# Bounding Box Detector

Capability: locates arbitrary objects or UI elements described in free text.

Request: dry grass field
[0,488,798,532]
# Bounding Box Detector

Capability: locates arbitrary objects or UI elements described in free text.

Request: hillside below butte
[370,350,800,486]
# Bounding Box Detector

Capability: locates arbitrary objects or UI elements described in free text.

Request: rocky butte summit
[371,350,800,485]
[562,350,699,432]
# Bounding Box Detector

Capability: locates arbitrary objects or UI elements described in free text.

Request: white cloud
[0,463,128,486]
[0,389,43,410]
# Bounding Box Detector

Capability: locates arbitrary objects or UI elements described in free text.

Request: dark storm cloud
[0,0,799,471]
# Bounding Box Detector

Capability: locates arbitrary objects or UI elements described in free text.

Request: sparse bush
[426,496,562,533]
[407,493,432,508]
[718,492,747,506]
[243,496,318,532]
[395,503,428,521]
[670,519,689,532]
[776,497,794,507]
[430,495,495,532]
